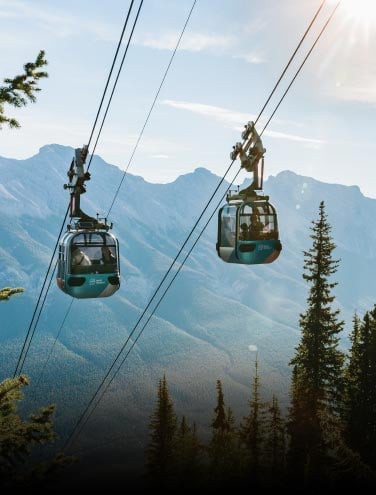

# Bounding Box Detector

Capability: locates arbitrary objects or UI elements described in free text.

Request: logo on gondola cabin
[257,244,273,251]
[89,278,106,286]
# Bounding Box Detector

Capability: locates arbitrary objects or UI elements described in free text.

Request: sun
[341,0,376,24]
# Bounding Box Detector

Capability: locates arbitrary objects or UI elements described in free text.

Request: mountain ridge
[0,143,375,469]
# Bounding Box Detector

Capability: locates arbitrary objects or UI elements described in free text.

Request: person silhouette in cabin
[239,222,249,240]
[71,246,92,273]
[101,246,116,265]
[249,213,264,240]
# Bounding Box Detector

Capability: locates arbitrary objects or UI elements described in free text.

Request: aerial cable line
[63,0,198,451]
[16,263,58,376]
[254,0,327,126]
[87,0,342,428]
[22,0,327,381]
[34,298,74,393]
[20,0,145,383]
[32,0,186,398]
[13,1,139,378]
[62,0,337,452]
[86,0,144,172]
[13,246,64,377]
[106,0,197,217]
[260,0,341,136]
[87,0,137,150]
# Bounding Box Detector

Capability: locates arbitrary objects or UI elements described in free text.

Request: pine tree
[174,417,202,486]
[207,379,240,484]
[1,53,47,295]
[344,307,376,469]
[145,374,178,486]
[287,201,345,484]
[0,375,73,488]
[0,50,48,129]
[0,287,24,301]
[239,358,266,482]
[263,394,286,484]
[343,313,364,452]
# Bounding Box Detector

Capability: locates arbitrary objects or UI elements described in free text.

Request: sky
[1,0,376,198]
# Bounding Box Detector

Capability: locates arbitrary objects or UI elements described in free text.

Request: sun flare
[341,0,376,24]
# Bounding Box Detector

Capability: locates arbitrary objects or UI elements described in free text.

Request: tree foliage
[0,287,24,301]
[207,379,241,484]
[239,358,266,479]
[344,307,376,469]
[287,201,346,483]
[145,374,178,484]
[0,375,73,488]
[0,50,48,129]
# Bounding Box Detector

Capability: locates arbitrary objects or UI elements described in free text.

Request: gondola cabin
[57,230,120,298]
[216,197,282,265]
[218,120,282,265]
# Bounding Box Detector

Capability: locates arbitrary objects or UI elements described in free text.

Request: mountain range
[0,143,375,478]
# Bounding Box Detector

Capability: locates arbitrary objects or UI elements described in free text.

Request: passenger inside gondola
[101,246,116,265]
[239,223,249,240]
[249,214,264,240]
[71,246,92,273]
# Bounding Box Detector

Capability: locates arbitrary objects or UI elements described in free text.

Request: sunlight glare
[341,0,376,23]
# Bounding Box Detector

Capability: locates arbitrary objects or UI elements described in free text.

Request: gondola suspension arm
[229,122,266,201]
[64,145,111,231]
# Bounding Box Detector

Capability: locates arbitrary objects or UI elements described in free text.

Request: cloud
[333,84,376,104]
[135,31,234,52]
[0,0,117,40]
[150,154,170,159]
[233,52,264,64]
[263,129,325,146]
[162,99,255,125]
[162,99,326,146]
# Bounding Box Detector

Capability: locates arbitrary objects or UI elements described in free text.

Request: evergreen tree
[263,394,286,484]
[343,313,364,453]
[0,287,24,301]
[207,379,240,484]
[287,201,345,484]
[239,358,266,482]
[0,50,48,129]
[1,53,47,295]
[174,417,202,486]
[145,374,177,486]
[344,307,376,468]
[0,375,73,488]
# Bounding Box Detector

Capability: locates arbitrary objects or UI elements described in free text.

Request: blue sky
[1,0,376,198]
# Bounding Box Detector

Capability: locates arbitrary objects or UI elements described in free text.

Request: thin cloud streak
[135,31,235,52]
[162,99,325,145]
[0,0,118,40]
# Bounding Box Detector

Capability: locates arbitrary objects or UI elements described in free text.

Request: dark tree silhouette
[287,201,345,484]
[0,376,73,488]
[145,374,177,486]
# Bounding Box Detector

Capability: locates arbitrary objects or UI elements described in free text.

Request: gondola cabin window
[220,205,237,247]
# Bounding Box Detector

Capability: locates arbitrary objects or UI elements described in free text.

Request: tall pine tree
[344,307,376,469]
[174,416,202,487]
[207,379,240,485]
[145,374,177,486]
[287,201,345,484]
[263,394,286,484]
[239,357,266,483]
